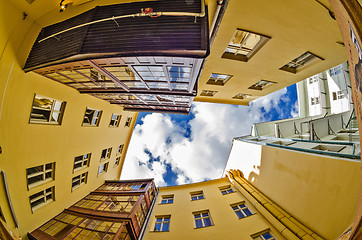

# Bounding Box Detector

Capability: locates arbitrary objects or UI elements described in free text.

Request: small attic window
[280,51,324,74]
[222,29,270,62]
[248,80,276,91]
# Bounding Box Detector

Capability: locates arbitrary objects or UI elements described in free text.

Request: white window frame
[26,163,55,189]
[231,202,253,219]
[191,191,205,201]
[220,186,234,195]
[153,216,170,232]
[29,94,66,124]
[82,107,102,126]
[160,195,174,204]
[207,73,232,86]
[193,211,213,228]
[252,231,276,240]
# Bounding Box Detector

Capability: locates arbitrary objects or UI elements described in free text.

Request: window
[252,231,276,240]
[26,163,55,188]
[73,153,90,172]
[193,211,213,228]
[280,51,324,74]
[271,140,296,146]
[29,94,66,124]
[233,93,250,100]
[308,76,319,84]
[248,80,276,91]
[100,148,112,161]
[117,144,124,155]
[109,114,121,127]
[312,144,345,152]
[161,195,174,204]
[220,186,234,195]
[90,68,105,81]
[82,107,102,126]
[72,172,87,190]
[154,216,170,232]
[231,202,253,219]
[330,66,342,76]
[125,117,132,127]
[332,90,346,100]
[29,187,54,211]
[222,29,270,62]
[207,74,232,86]
[200,90,217,97]
[310,97,320,105]
[98,163,109,176]
[114,157,121,167]
[191,191,205,201]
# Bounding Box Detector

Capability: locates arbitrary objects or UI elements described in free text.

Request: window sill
[194,225,214,229]
[28,179,53,190]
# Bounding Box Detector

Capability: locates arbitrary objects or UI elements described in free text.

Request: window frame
[114,156,121,167]
[251,230,277,240]
[200,90,217,97]
[206,73,232,86]
[160,195,174,204]
[98,162,109,176]
[280,51,324,74]
[100,148,112,162]
[231,202,253,219]
[29,187,55,212]
[117,144,124,155]
[82,107,102,127]
[71,172,88,191]
[125,117,132,127]
[29,94,66,125]
[109,113,121,127]
[193,210,213,228]
[190,191,205,201]
[248,80,276,91]
[26,163,55,189]
[153,216,170,232]
[73,153,91,173]
[219,186,234,195]
[233,93,250,100]
[222,29,271,62]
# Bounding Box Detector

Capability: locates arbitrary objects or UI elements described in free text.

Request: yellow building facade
[0,0,137,238]
[196,0,347,105]
[143,174,326,240]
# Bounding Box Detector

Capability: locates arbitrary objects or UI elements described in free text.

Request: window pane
[243,208,252,216]
[203,218,212,227]
[195,219,202,228]
[162,222,169,231]
[235,210,244,219]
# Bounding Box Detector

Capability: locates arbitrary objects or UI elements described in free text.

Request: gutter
[1,171,18,228]
[39,0,206,43]
[139,187,159,240]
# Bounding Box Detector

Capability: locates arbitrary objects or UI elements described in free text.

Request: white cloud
[121,86,298,186]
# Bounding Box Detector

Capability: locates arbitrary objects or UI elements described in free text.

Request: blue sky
[121,84,298,186]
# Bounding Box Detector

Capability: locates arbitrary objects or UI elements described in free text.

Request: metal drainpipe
[1,171,18,228]
[209,0,223,38]
[39,0,206,43]
[139,187,159,240]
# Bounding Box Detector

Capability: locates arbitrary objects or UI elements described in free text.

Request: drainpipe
[209,1,223,38]
[39,0,206,43]
[139,187,159,240]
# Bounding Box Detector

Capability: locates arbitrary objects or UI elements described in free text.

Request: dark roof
[24,0,209,71]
